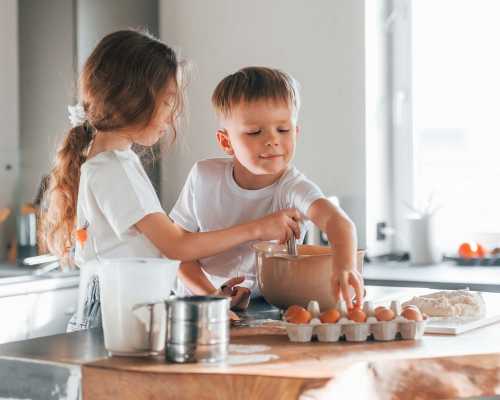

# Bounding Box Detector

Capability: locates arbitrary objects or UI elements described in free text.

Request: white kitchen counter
[0,262,79,298]
[0,262,79,344]
[364,260,500,292]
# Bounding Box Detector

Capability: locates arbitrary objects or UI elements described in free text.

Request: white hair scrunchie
[67,103,87,127]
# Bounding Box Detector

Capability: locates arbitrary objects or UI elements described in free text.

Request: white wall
[76,0,160,190]
[366,0,392,255]
[0,0,19,258]
[17,0,159,206]
[159,0,367,247]
[77,0,158,68]
[18,0,76,204]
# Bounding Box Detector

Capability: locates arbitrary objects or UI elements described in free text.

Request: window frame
[388,0,416,252]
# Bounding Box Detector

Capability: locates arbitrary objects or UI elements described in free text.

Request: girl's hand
[331,267,364,310]
[253,208,301,243]
[215,276,251,311]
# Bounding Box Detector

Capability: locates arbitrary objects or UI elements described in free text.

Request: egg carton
[284,300,428,343]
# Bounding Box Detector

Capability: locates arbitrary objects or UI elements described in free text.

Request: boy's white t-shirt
[169,158,325,294]
[74,149,165,323]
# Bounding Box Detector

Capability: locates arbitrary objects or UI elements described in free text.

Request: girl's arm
[307,198,364,309]
[135,208,300,261]
[178,260,218,295]
[178,260,251,310]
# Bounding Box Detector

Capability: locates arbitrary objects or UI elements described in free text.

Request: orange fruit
[284,305,311,324]
[458,242,488,259]
[458,242,475,258]
[476,244,488,258]
[320,309,341,324]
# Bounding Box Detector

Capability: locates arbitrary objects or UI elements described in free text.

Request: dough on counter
[402,290,486,318]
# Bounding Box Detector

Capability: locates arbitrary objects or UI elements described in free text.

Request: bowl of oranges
[444,242,500,266]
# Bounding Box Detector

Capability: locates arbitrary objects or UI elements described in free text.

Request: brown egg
[284,305,312,324]
[374,306,387,315]
[320,309,341,324]
[375,307,395,321]
[347,308,367,323]
[401,306,423,321]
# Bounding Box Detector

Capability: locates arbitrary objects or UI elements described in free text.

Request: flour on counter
[229,344,271,354]
[227,353,279,365]
[227,344,277,365]
[402,290,486,318]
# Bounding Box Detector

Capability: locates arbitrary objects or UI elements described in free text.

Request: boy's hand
[254,208,301,243]
[331,267,364,310]
[215,276,251,311]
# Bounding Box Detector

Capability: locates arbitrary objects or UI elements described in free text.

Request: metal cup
[133,295,230,363]
[166,296,230,363]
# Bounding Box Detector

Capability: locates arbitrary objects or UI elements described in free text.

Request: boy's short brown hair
[212,66,300,117]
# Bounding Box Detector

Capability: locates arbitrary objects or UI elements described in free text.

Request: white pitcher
[97,257,179,356]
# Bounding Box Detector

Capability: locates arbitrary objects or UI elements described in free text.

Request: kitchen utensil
[135,295,230,363]
[97,257,179,356]
[166,296,230,363]
[16,212,37,261]
[23,254,58,265]
[254,242,365,310]
[286,235,298,256]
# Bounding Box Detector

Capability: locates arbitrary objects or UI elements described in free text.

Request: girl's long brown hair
[43,29,185,265]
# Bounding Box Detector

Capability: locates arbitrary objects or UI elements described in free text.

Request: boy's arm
[306,198,364,309]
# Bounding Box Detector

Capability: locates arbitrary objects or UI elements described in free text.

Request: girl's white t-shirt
[75,148,164,264]
[74,149,165,323]
[169,158,325,294]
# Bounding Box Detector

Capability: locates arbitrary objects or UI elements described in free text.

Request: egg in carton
[367,300,428,341]
[283,301,343,342]
[283,300,428,343]
[367,300,399,341]
[341,301,371,342]
[397,304,428,340]
[283,300,352,343]
[283,304,316,342]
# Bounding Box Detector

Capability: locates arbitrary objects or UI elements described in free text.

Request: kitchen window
[389,0,500,252]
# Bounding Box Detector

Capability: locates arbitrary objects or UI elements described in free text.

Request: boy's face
[217,99,299,181]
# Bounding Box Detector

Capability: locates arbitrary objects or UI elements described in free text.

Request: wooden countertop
[2,291,499,399]
[82,322,500,400]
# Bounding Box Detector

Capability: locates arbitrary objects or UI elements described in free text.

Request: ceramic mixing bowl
[254,242,364,310]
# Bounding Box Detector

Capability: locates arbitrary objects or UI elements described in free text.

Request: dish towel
[67,274,102,332]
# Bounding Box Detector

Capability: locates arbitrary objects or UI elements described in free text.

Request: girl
[42,30,300,330]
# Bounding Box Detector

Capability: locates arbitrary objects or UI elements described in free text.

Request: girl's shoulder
[81,149,137,182]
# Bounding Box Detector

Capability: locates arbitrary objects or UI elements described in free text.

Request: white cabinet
[0,293,34,343]
[0,285,79,344]
[28,287,78,339]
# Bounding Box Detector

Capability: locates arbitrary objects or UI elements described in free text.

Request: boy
[170,67,363,310]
